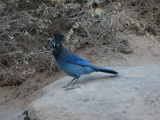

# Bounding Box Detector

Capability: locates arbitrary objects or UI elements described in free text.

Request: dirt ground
[0,32,160,112]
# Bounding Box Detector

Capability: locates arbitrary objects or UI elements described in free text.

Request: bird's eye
[56,43,59,47]
[51,41,55,47]
[51,41,60,48]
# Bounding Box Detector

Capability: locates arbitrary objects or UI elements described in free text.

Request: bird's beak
[50,47,57,54]
[50,48,54,54]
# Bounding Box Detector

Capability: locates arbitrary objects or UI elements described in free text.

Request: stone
[28,64,160,120]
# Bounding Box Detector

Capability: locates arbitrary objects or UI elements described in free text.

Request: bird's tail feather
[94,67,118,74]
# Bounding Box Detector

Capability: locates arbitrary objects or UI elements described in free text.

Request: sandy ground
[0,33,160,113]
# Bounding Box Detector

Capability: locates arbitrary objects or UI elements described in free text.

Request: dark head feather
[50,34,64,54]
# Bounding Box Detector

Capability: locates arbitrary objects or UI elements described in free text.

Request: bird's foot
[62,77,80,90]
[64,86,80,91]
[62,84,71,88]
[62,83,80,91]
[62,77,77,88]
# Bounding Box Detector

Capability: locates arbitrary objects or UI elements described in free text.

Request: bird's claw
[61,83,72,88]
[64,86,80,91]
[62,82,80,91]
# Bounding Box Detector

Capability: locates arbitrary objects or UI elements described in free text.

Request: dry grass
[0,0,159,86]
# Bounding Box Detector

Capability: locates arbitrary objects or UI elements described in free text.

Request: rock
[23,65,160,119]
[0,108,23,120]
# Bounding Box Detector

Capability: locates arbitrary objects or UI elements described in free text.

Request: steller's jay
[50,34,118,88]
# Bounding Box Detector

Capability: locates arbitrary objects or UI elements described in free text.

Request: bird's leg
[62,77,77,88]
[62,77,81,91]
[69,77,78,86]
[63,78,80,91]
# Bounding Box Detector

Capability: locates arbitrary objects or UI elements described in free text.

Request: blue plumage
[51,34,118,87]
[65,57,93,66]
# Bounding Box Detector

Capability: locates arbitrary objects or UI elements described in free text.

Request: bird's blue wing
[64,57,93,67]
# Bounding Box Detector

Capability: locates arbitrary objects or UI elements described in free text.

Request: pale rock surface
[28,64,160,120]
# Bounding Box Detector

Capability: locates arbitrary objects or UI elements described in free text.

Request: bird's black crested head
[50,34,64,54]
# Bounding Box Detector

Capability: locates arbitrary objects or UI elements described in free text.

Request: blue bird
[50,34,118,88]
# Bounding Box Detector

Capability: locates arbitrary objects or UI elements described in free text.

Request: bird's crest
[51,34,64,47]
[54,34,64,42]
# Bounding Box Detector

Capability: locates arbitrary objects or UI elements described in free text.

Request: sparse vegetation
[0,0,159,86]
